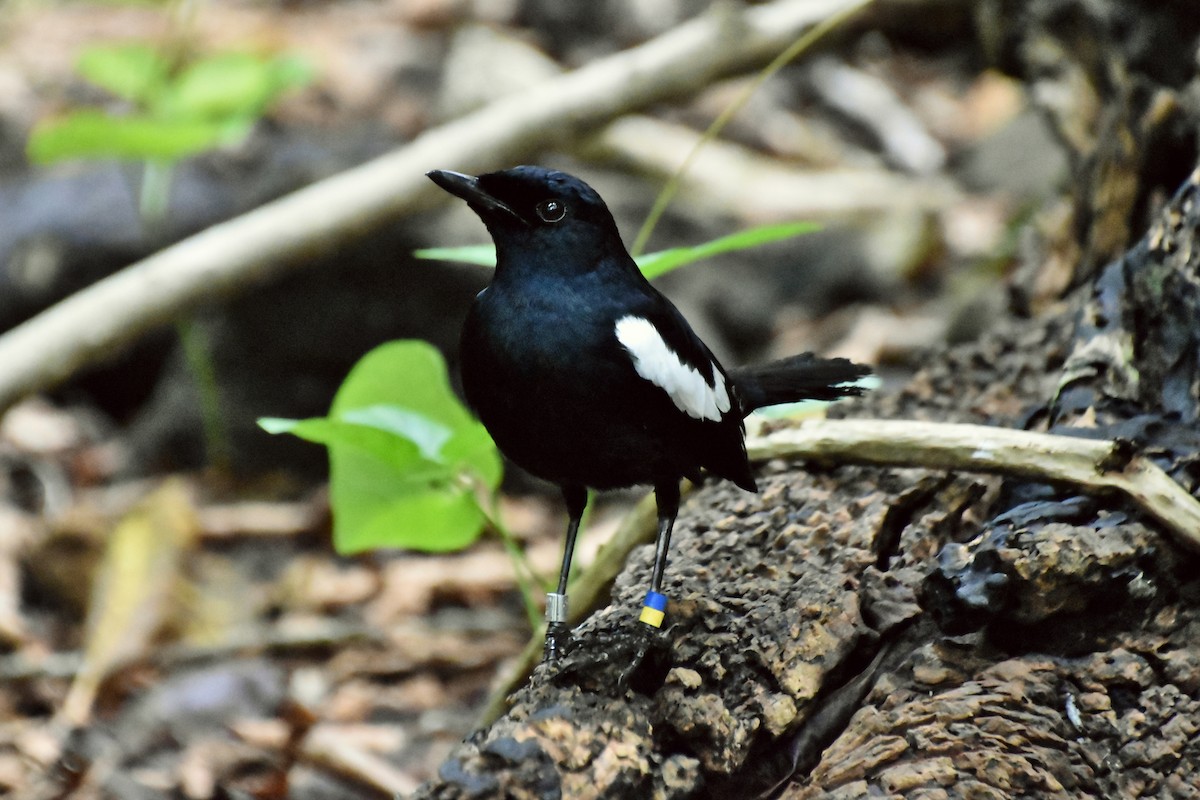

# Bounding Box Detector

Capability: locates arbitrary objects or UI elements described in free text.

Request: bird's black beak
[427,170,523,223]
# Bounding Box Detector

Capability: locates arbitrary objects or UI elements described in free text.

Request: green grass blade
[629,0,876,256]
[414,221,819,278]
[634,221,821,279]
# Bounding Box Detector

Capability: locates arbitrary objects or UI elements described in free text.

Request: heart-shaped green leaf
[260,341,501,554]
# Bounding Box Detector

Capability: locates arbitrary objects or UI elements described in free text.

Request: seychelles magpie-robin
[428,166,870,661]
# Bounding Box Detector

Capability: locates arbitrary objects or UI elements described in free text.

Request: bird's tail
[731,354,871,415]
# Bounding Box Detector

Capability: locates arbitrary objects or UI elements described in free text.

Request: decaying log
[407,2,1200,794]
[409,153,1200,798]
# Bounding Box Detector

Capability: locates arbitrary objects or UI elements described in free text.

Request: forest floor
[0,0,1148,797]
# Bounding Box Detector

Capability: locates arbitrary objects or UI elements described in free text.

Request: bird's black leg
[640,479,680,629]
[619,480,681,688]
[544,485,586,661]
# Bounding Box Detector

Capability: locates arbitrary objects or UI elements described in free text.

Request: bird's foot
[543,621,670,691]
[616,621,672,692]
[539,592,673,691]
[541,591,571,663]
[542,621,571,662]
[613,590,671,690]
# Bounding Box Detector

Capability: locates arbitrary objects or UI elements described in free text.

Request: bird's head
[427,166,629,273]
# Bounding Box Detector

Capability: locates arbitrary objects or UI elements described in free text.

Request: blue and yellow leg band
[639,591,667,628]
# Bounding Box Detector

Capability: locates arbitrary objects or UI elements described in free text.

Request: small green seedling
[414,220,821,279]
[29,40,313,471]
[29,43,312,165]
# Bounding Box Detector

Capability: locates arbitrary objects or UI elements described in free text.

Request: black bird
[428,166,870,661]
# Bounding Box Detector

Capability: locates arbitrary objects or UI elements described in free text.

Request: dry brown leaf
[198,499,320,539]
[59,479,198,726]
[276,557,379,614]
[302,723,419,795]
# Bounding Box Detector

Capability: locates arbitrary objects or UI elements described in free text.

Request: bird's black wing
[610,287,757,491]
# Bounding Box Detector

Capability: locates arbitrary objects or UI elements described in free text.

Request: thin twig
[630,0,876,255]
[301,725,419,797]
[483,493,545,634]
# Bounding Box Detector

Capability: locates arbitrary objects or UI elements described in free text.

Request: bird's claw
[542,621,571,662]
[616,623,670,691]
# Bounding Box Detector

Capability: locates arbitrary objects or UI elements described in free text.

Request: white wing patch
[615,315,731,422]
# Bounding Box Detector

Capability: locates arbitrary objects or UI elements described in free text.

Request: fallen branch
[479,417,1200,720]
[750,418,1200,552]
[0,0,866,415]
[587,115,960,221]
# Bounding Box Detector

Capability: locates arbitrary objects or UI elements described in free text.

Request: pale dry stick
[628,0,877,255]
[479,418,1200,723]
[591,115,960,221]
[750,419,1200,552]
[0,0,864,414]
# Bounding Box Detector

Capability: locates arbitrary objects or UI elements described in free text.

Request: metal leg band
[546,592,568,624]
[639,590,667,628]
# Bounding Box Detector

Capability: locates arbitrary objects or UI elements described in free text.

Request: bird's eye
[535,200,566,223]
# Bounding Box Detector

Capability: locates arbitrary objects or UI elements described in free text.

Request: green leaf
[332,343,469,433]
[259,416,438,475]
[259,341,502,554]
[27,111,248,164]
[413,245,498,267]
[635,221,822,279]
[333,476,487,554]
[331,341,501,487]
[257,417,299,435]
[160,52,313,121]
[413,221,821,278]
[340,405,453,461]
[77,43,169,105]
